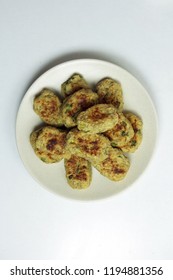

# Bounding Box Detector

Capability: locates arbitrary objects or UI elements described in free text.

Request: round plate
[16,59,158,201]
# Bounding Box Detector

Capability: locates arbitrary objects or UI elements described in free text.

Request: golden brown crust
[33,88,63,126]
[104,113,134,147]
[64,155,92,189]
[30,126,68,163]
[61,73,89,97]
[96,78,124,111]
[62,88,98,128]
[121,112,143,153]
[77,104,119,133]
[92,147,130,181]
[65,129,111,161]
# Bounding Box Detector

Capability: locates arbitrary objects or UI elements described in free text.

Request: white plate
[16,59,158,201]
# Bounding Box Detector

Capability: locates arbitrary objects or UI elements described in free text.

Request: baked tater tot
[96,77,123,111]
[30,126,67,163]
[64,155,92,189]
[121,112,143,153]
[92,147,130,181]
[104,113,134,148]
[65,129,111,162]
[33,88,63,126]
[62,88,98,128]
[77,104,118,133]
[61,73,89,97]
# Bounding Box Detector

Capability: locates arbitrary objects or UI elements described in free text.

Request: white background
[0,0,173,260]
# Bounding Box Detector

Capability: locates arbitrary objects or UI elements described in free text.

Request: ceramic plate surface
[16,59,158,200]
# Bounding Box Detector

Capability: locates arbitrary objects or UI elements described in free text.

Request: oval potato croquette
[30,126,67,163]
[33,88,63,126]
[65,129,111,162]
[77,104,118,133]
[92,147,130,181]
[61,73,89,97]
[121,112,143,153]
[64,155,92,189]
[62,88,98,128]
[104,113,134,148]
[96,77,123,112]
